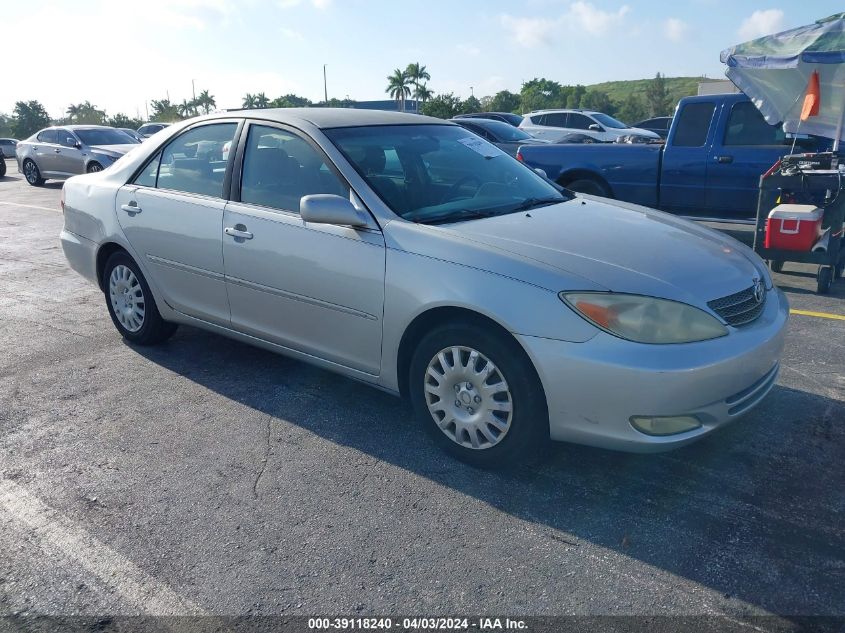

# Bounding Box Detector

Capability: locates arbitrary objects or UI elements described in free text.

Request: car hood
[626,126,660,138]
[436,196,766,306]
[89,144,136,156]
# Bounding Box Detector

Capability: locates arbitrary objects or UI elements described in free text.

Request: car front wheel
[87,162,103,173]
[23,159,44,186]
[103,252,177,345]
[409,323,548,468]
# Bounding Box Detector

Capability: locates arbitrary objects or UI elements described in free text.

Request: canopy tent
[720,13,845,146]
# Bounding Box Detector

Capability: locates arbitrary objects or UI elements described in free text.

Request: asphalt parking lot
[0,157,843,625]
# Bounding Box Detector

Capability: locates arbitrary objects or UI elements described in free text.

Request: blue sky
[3,1,843,119]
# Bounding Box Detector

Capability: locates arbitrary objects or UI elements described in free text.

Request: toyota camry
[59,109,787,466]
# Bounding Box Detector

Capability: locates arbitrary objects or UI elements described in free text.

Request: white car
[519,110,660,143]
[0,138,19,158]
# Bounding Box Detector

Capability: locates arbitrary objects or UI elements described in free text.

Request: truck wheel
[565,178,610,198]
[770,260,784,273]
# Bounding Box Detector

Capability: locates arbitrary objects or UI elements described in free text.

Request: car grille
[707,285,766,327]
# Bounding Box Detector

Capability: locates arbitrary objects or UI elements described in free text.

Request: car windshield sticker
[457,136,505,159]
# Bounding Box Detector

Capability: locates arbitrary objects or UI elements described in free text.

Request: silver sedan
[59,109,787,467]
[16,125,138,186]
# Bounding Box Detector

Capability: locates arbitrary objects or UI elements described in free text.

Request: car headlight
[559,292,728,344]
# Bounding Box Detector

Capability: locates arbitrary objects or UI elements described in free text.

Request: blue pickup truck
[517,93,826,220]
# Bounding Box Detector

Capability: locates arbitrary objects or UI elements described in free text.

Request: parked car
[520,109,659,142]
[451,117,549,156]
[634,116,673,139]
[137,122,171,138]
[557,133,606,144]
[454,112,524,127]
[16,126,139,186]
[59,109,786,466]
[120,128,145,143]
[0,138,19,158]
[517,94,828,219]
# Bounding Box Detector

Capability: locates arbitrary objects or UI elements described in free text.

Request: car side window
[723,101,785,146]
[568,114,593,130]
[155,123,237,197]
[672,102,716,147]
[57,130,77,148]
[240,124,348,213]
[37,130,57,144]
[544,113,568,127]
[133,151,162,187]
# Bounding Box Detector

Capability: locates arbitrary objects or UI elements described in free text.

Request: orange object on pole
[800,71,821,120]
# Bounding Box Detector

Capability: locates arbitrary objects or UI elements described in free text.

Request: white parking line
[0,479,206,615]
[0,201,60,213]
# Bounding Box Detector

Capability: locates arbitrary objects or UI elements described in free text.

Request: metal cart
[753,154,845,294]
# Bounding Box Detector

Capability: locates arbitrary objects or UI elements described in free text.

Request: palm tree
[405,62,430,112]
[386,69,411,112]
[255,92,270,108]
[177,99,196,119]
[413,83,433,110]
[197,89,216,114]
[242,93,257,109]
[66,103,82,122]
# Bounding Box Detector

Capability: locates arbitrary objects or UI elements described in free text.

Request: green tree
[414,83,433,110]
[108,113,144,129]
[270,93,313,108]
[421,93,463,119]
[177,99,197,119]
[489,90,520,113]
[565,85,587,109]
[461,95,482,114]
[12,101,50,138]
[150,99,180,122]
[242,93,257,109]
[405,62,431,112]
[645,72,672,116]
[386,69,412,112]
[520,78,562,112]
[0,113,15,137]
[615,94,647,125]
[580,90,614,115]
[66,101,106,124]
[255,92,270,108]
[195,89,216,114]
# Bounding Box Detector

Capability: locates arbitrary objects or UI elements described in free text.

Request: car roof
[206,107,451,129]
[527,109,600,116]
[46,125,118,131]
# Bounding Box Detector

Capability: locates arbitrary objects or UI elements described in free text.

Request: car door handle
[120,202,141,213]
[714,155,733,164]
[225,226,253,240]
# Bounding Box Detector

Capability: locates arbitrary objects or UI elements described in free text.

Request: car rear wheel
[409,323,547,468]
[103,252,177,345]
[87,162,103,173]
[23,159,44,186]
[564,178,610,197]
[0,159,6,178]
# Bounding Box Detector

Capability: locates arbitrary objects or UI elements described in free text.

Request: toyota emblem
[753,278,765,303]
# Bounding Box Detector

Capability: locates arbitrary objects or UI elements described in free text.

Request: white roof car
[519,109,660,142]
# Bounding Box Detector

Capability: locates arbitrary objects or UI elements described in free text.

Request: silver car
[16,125,138,186]
[60,109,787,466]
[0,138,19,158]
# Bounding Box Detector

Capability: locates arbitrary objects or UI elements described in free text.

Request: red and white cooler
[764,204,824,251]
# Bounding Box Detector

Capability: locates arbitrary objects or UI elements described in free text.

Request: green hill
[587,76,728,107]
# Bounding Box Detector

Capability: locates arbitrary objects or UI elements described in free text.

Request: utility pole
[470,86,474,98]
[192,79,196,102]
[323,64,328,104]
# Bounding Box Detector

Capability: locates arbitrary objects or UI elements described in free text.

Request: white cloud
[567,1,630,36]
[738,9,784,40]
[501,2,629,47]
[664,17,688,42]
[500,15,559,47]
[278,0,332,9]
[457,43,481,57]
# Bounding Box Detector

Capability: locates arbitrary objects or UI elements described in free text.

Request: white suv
[519,110,659,142]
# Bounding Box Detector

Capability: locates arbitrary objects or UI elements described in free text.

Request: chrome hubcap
[108,265,145,332]
[424,346,513,450]
[89,163,102,172]
[24,161,37,182]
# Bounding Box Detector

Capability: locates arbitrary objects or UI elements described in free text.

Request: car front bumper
[517,286,789,452]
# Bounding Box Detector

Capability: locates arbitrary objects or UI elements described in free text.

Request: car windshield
[499,113,524,126]
[325,124,570,225]
[592,113,629,129]
[75,128,139,146]
[477,120,533,142]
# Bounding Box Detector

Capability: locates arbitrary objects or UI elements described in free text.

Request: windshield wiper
[513,196,566,211]
[416,209,502,225]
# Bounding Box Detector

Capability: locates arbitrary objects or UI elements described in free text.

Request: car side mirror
[300,194,369,227]
[533,167,548,179]
[588,124,603,132]
[74,142,82,149]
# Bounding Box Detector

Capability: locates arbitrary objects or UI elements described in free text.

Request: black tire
[408,322,548,468]
[770,260,784,273]
[86,161,103,173]
[816,266,833,295]
[565,178,611,197]
[22,159,44,186]
[0,159,6,178]
[835,260,844,280]
[102,251,177,345]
